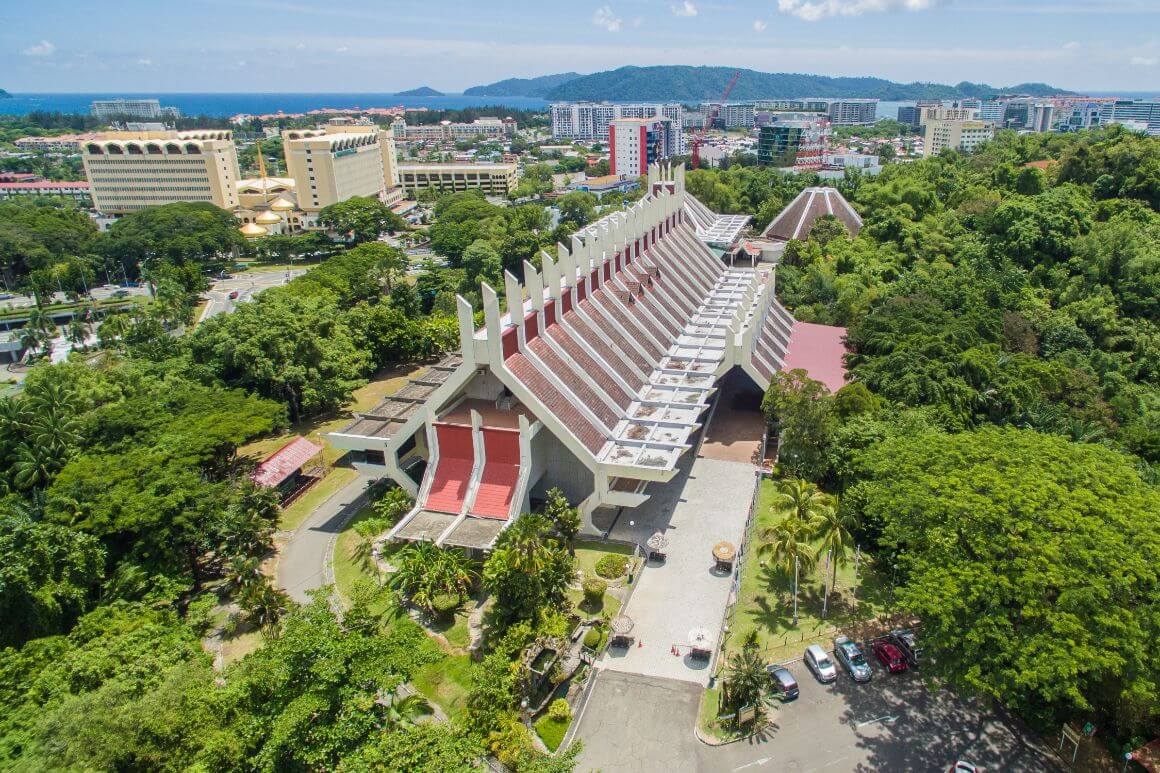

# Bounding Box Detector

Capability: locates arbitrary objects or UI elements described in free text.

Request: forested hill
[0,89,11,99]
[395,86,443,97]
[464,72,583,97]
[491,65,1072,101]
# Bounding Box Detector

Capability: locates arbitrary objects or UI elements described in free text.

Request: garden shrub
[548,698,571,722]
[581,577,606,602]
[594,553,628,579]
[431,593,461,618]
[582,627,601,649]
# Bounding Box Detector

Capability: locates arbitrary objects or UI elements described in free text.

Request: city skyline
[4,0,1160,93]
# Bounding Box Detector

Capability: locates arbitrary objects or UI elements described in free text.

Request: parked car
[228,290,240,300]
[872,641,909,673]
[765,665,799,701]
[804,644,838,683]
[949,762,979,773]
[890,629,922,668]
[833,636,872,682]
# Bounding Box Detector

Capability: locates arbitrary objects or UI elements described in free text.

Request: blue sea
[2,91,1155,120]
[0,93,552,118]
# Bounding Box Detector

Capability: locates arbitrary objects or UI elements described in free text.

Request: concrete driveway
[600,451,757,685]
[572,666,1059,773]
[275,472,370,603]
[200,269,306,322]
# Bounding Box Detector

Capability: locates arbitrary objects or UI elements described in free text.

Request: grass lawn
[241,363,426,532]
[219,629,264,667]
[568,540,633,618]
[534,716,570,752]
[279,467,359,532]
[726,477,891,662]
[331,505,475,720]
[413,654,474,721]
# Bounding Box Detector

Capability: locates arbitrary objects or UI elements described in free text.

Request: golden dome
[239,222,268,238]
[255,210,282,225]
[269,196,295,212]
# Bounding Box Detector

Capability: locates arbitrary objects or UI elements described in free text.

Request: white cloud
[672,0,698,16]
[777,0,942,22]
[753,19,768,31]
[335,45,349,52]
[1062,40,1080,50]
[22,40,56,57]
[593,4,622,31]
[1130,55,1158,65]
[137,58,153,66]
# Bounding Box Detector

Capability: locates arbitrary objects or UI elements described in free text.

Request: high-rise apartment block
[391,117,516,143]
[923,119,994,157]
[699,102,756,129]
[609,117,678,175]
[91,99,180,120]
[825,99,878,125]
[282,118,400,213]
[81,130,239,215]
[551,102,684,149]
[1099,100,1160,135]
[919,105,979,125]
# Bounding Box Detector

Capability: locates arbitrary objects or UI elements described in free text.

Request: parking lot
[575,654,1059,772]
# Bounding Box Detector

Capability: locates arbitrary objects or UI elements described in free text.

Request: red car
[872,641,909,673]
[228,290,240,300]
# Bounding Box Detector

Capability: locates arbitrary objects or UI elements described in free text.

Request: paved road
[573,669,1060,773]
[275,472,371,603]
[200,269,306,322]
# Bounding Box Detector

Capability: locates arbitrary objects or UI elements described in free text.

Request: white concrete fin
[456,294,476,364]
[524,261,545,311]
[481,281,503,362]
[503,270,524,340]
[542,252,563,302]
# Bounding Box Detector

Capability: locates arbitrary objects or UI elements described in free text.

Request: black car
[890,629,922,668]
[766,665,799,701]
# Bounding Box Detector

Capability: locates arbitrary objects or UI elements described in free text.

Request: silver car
[804,644,838,683]
[834,636,873,682]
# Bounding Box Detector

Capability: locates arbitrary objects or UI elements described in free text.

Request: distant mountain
[395,86,444,97]
[465,72,584,98]
[0,89,11,99]
[515,66,1074,102]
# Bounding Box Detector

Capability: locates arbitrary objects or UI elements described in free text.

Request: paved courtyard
[600,437,758,684]
[573,668,1060,773]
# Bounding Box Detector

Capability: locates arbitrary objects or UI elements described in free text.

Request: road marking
[733,758,771,771]
[856,714,898,727]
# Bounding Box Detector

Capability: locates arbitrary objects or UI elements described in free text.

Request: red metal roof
[782,321,848,394]
[251,436,323,488]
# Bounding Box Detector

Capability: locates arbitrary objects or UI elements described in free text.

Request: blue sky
[4,0,1160,92]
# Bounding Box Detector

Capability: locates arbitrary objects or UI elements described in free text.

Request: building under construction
[329,164,849,551]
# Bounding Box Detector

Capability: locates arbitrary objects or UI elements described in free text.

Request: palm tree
[67,311,92,353]
[98,312,133,349]
[723,645,771,719]
[758,518,816,626]
[544,487,580,556]
[389,543,476,612]
[815,506,856,618]
[238,580,289,629]
[492,513,555,574]
[380,692,432,729]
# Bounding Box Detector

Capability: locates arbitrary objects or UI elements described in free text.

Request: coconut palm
[98,312,134,349]
[723,645,772,719]
[815,506,857,618]
[758,517,816,626]
[238,580,289,629]
[380,693,432,729]
[67,312,91,353]
[492,513,556,574]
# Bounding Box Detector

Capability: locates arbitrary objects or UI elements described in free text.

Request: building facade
[1099,100,1160,136]
[81,130,240,215]
[551,102,684,149]
[327,164,845,550]
[699,101,757,129]
[397,163,518,196]
[825,99,878,125]
[0,181,92,204]
[391,118,516,143]
[757,120,826,170]
[923,119,994,157]
[609,117,677,176]
[919,105,978,125]
[282,119,400,213]
[91,99,179,119]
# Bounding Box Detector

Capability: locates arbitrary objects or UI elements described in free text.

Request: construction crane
[690,69,741,169]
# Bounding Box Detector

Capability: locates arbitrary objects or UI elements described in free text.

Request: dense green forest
[464,72,583,97]
[536,65,1070,101]
[737,125,1160,749]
